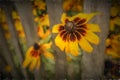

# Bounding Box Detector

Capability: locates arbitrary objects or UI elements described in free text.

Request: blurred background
[0,0,120,80]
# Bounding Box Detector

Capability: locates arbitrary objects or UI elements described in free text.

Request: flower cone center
[65,21,75,32]
[34,43,40,50]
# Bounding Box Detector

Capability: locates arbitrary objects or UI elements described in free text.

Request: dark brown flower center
[65,21,75,32]
[34,43,40,50]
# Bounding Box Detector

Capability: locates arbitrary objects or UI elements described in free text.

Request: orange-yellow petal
[84,31,99,45]
[63,0,72,11]
[85,31,99,45]
[61,13,69,24]
[67,40,79,56]
[55,34,66,51]
[42,42,52,49]
[86,24,101,32]
[25,47,33,57]
[43,52,54,60]
[22,56,32,68]
[52,24,62,33]
[79,35,93,53]
[29,58,38,71]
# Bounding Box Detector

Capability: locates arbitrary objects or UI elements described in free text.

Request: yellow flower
[39,14,50,26]
[34,0,46,10]
[110,16,120,31]
[110,6,120,17]
[5,31,11,39]
[17,30,25,38]
[106,34,120,58]
[12,11,20,19]
[37,26,50,39]
[33,8,37,16]
[63,0,82,11]
[2,22,9,31]
[23,42,54,71]
[52,13,100,56]
[0,9,6,23]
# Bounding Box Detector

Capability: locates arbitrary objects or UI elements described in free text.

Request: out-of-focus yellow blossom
[17,30,25,38]
[23,42,54,71]
[33,8,37,16]
[4,65,12,73]
[12,11,26,38]
[52,12,100,56]
[34,14,50,26]
[110,16,120,31]
[39,14,50,27]
[37,26,50,39]
[0,9,6,23]
[4,31,11,39]
[12,11,20,19]
[106,34,120,58]
[110,5,120,17]
[1,22,9,31]
[63,0,82,12]
[34,0,46,10]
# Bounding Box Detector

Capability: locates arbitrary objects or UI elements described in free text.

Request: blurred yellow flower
[12,11,20,19]
[39,14,50,27]
[12,12,26,38]
[37,26,50,39]
[52,13,100,56]
[1,22,9,31]
[110,5,120,17]
[106,34,120,58]
[17,30,25,38]
[63,0,82,11]
[23,42,54,71]
[0,9,6,23]
[32,8,37,16]
[34,0,46,10]
[110,16,120,31]
[5,31,11,39]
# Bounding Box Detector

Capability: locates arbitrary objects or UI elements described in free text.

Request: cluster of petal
[52,13,100,56]
[110,16,120,31]
[12,11,26,38]
[37,26,50,39]
[106,34,120,58]
[63,0,82,11]
[39,14,50,27]
[23,42,54,71]
[34,0,46,10]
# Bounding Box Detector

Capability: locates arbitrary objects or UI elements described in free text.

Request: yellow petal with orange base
[67,40,79,56]
[52,24,64,33]
[71,13,100,23]
[55,34,66,51]
[61,13,69,24]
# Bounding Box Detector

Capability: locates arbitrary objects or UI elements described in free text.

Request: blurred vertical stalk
[81,0,111,79]
[46,0,67,80]
[0,27,20,78]
[2,3,29,80]
[14,1,40,80]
